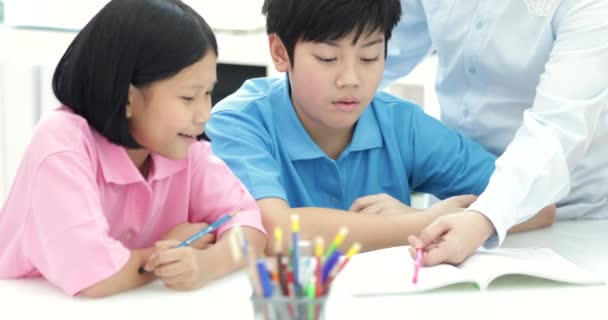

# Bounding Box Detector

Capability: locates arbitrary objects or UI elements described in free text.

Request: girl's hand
[144,240,210,291]
[162,222,215,250]
[349,193,419,215]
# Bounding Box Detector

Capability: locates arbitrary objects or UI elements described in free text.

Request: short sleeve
[22,152,130,296]
[406,107,497,199]
[206,109,287,201]
[188,142,266,238]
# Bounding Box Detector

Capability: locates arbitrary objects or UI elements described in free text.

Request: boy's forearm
[80,248,156,298]
[265,207,438,253]
[508,204,556,234]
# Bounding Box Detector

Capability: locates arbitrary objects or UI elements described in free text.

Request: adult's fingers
[420,240,457,266]
[417,218,452,247]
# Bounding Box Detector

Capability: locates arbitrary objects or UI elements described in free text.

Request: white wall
[3,0,266,32]
[0,2,438,202]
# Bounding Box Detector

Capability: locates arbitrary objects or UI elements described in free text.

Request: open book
[333,246,605,296]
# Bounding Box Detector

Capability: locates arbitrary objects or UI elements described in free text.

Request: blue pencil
[256,259,274,298]
[138,209,241,274]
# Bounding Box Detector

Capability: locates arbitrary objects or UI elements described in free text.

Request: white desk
[1,219,607,319]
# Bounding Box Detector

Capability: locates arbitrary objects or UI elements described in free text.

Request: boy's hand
[407,211,495,266]
[349,193,419,215]
[428,195,478,215]
[162,222,215,250]
[144,240,210,291]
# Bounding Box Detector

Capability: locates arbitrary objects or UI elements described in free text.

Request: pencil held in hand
[138,209,241,274]
[412,248,424,284]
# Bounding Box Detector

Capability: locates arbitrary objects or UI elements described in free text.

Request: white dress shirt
[384,0,608,246]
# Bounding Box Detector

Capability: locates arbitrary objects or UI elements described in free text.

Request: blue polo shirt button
[330,197,340,206]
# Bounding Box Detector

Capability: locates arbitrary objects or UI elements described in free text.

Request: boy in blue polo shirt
[206,0,554,253]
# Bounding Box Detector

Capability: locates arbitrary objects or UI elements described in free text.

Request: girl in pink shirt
[0,0,266,297]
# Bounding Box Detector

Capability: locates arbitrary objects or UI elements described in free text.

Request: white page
[333,246,478,296]
[332,246,605,296]
[460,248,605,290]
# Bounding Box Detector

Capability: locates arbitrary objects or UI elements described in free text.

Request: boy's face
[277,30,385,135]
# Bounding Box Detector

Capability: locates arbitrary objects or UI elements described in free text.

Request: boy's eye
[181,96,195,101]
[361,57,379,63]
[315,55,337,63]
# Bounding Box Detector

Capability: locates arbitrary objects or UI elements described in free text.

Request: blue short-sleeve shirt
[206,77,495,210]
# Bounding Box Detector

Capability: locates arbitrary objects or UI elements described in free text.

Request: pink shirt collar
[93,131,187,185]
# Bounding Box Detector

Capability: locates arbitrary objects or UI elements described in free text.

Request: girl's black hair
[53,0,217,147]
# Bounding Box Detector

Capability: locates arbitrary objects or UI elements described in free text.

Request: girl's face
[126,52,217,162]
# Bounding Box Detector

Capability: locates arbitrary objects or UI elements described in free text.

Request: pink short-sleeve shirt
[0,108,265,295]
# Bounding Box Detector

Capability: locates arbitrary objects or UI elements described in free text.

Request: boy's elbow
[261,211,282,255]
[257,199,292,255]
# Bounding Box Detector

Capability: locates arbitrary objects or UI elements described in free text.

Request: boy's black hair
[262,0,402,65]
[53,0,217,147]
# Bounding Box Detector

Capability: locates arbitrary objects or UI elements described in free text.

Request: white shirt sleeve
[382,0,434,88]
[469,0,608,247]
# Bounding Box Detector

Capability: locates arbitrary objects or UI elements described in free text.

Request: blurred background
[0,0,437,202]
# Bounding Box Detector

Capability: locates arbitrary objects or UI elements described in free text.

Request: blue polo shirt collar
[270,77,383,161]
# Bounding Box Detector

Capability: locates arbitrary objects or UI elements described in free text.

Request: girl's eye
[315,56,337,63]
[181,97,195,102]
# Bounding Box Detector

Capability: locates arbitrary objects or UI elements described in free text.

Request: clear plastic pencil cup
[250,294,327,320]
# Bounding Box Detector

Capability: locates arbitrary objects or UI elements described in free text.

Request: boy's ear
[268,33,290,73]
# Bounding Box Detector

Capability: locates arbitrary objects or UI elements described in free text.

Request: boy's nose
[336,64,361,88]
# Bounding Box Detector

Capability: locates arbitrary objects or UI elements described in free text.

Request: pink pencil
[412,248,424,284]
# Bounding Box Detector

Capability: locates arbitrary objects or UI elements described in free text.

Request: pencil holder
[250,294,328,320]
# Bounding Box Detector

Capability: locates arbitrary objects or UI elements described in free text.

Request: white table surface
[1,219,607,320]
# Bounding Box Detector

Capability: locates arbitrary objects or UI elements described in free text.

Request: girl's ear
[268,33,291,73]
[126,84,138,119]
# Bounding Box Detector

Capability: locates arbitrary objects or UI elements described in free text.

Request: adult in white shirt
[383,0,608,265]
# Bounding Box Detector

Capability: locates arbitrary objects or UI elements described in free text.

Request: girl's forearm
[79,247,156,298]
[199,227,267,281]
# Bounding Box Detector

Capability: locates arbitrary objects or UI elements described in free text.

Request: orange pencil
[335,242,361,275]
